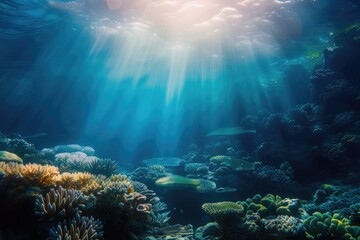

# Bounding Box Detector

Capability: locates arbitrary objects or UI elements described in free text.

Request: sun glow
[73,0,299,102]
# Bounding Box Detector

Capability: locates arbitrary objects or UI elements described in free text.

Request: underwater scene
[1,0,360,239]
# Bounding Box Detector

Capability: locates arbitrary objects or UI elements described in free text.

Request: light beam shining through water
[1,0,323,160]
[51,0,301,101]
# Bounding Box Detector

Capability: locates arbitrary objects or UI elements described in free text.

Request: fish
[0,151,23,164]
[215,187,237,193]
[206,127,256,136]
[155,175,216,193]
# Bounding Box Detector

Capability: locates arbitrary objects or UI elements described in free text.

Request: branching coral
[48,214,104,240]
[0,162,59,187]
[20,163,59,187]
[34,186,88,223]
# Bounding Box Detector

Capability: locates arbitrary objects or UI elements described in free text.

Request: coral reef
[0,135,38,159]
[198,194,308,240]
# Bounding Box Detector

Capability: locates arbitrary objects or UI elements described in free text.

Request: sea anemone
[35,186,87,222]
[88,158,118,177]
[48,214,104,240]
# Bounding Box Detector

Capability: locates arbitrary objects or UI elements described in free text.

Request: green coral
[202,202,245,220]
[238,194,303,218]
[304,212,360,240]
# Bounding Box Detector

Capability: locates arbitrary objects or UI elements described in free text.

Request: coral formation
[131,165,167,185]
[239,194,303,218]
[48,214,104,240]
[88,158,118,177]
[34,186,88,223]
[304,212,360,240]
[202,202,245,220]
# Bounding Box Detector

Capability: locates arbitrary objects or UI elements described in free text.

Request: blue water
[1,0,360,239]
[2,0,350,164]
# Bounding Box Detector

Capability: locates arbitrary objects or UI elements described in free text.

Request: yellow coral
[71,172,96,187]
[19,163,59,187]
[0,162,23,175]
[107,174,134,193]
[82,181,101,195]
[109,174,129,182]
[55,172,77,189]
